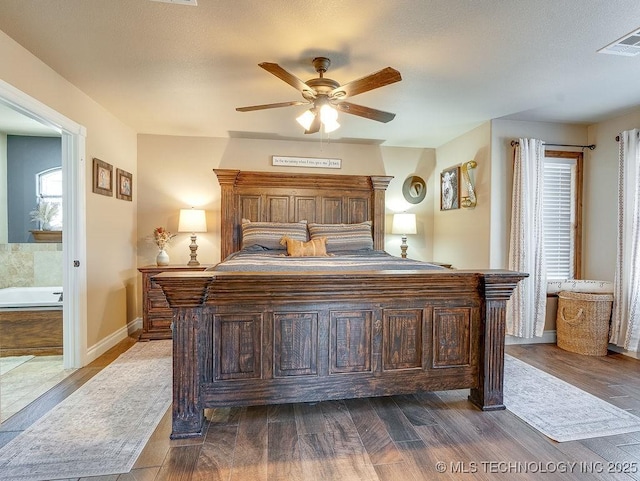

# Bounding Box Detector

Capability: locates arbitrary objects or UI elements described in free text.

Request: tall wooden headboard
[214,170,393,260]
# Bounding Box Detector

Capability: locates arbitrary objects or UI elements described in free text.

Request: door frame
[0,79,87,369]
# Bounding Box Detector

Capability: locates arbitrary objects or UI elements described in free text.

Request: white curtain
[506,138,547,338]
[611,130,640,353]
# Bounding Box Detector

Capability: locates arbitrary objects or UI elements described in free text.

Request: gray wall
[7,135,61,243]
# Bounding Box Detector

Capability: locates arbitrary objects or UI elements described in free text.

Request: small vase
[156,248,170,266]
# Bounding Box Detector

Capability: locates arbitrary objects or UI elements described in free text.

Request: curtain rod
[510,140,596,150]
[616,133,640,141]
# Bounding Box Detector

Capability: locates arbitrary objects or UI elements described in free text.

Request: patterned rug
[504,354,640,442]
[0,340,172,480]
[0,355,34,376]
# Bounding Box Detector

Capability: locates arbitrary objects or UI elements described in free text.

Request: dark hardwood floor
[1,335,639,480]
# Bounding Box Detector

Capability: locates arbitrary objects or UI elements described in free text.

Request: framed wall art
[440,165,460,210]
[116,168,133,201]
[92,158,113,197]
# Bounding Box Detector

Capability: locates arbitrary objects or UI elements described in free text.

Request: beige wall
[137,135,226,269]
[381,146,436,262]
[585,108,640,281]
[434,122,491,269]
[0,30,138,350]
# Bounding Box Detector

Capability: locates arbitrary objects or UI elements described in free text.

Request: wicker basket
[556,290,613,356]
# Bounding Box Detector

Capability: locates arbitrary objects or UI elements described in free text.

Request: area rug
[0,340,172,481]
[504,354,640,442]
[0,355,34,376]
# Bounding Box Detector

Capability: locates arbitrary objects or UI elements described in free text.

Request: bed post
[370,176,392,251]
[214,169,241,261]
[152,272,213,439]
[469,271,528,410]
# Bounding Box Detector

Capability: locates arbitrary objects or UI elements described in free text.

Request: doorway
[0,79,87,374]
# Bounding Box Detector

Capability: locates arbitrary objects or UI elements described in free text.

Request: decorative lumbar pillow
[307,221,374,252]
[280,236,329,257]
[241,219,308,250]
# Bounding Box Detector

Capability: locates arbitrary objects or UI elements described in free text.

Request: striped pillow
[308,221,374,252]
[241,219,308,250]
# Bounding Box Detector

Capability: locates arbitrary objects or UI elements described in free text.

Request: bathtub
[0,287,63,356]
[0,286,63,309]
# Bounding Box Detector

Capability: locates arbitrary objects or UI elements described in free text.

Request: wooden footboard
[155,268,526,439]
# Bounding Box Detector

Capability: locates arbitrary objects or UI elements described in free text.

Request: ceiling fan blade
[259,62,316,97]
[330,67,401,99]
[336,102,396,123]
[305,114,321,134]
[236,100,309,112]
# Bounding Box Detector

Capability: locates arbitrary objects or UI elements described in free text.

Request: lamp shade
[391,213,417,235]
[178,208,207,233]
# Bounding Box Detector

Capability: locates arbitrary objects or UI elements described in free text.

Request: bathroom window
[36,167,63,229]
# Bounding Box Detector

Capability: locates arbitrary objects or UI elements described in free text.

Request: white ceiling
[1,1,640,147]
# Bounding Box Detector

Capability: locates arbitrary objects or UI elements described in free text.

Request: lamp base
[187,234,200,266]
[400,235,408,259]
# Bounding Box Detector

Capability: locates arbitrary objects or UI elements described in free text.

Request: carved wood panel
[330,310,373,373]
[240,195,261,222]
[347,197,369,224]
[432,308,472,368]
[274,312,318,377]
[266,196,289,222]
[214,314,262,380]
[321,197,344,223]
[294,196,317,223]
[382,309,423,370]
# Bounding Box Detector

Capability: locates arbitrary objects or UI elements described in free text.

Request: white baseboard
[85,317,142,364]
[127,316,143,335]
[506,330,557,345]
[608,345,640,360]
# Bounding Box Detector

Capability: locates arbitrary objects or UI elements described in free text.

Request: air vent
[149,0,197,5]
[598,28,640,56]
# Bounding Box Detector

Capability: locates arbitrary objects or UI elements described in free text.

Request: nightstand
[138,264,211,340]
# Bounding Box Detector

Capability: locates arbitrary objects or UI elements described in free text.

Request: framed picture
[116,168,133,201]
[440,165,460,210]
[92,158,113,197]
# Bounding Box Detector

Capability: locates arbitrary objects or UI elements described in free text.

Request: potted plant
[29,201,60,231]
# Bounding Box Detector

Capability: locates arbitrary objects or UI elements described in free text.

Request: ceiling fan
[236,57,402,134]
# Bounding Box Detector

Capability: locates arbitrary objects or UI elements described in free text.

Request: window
[36,167,63,229]
[543,150,582,280]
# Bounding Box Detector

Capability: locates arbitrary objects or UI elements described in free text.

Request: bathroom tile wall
[0,243,63,288]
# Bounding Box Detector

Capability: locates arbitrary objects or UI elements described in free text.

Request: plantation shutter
[543,157,576,280]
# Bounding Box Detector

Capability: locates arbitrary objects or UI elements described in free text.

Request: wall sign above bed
[272,155,341,169]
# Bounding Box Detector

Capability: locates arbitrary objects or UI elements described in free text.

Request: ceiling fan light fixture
[296,109,315,130]
[320,104,338,123]
[320,104,339,132]
[322,118,340,133]
[237,58,401,135]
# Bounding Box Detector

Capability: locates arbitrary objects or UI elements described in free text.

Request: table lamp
[178,208,207,266]
[391,213,417,259]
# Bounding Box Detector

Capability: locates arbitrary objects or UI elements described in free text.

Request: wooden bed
[154,169,527,439]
